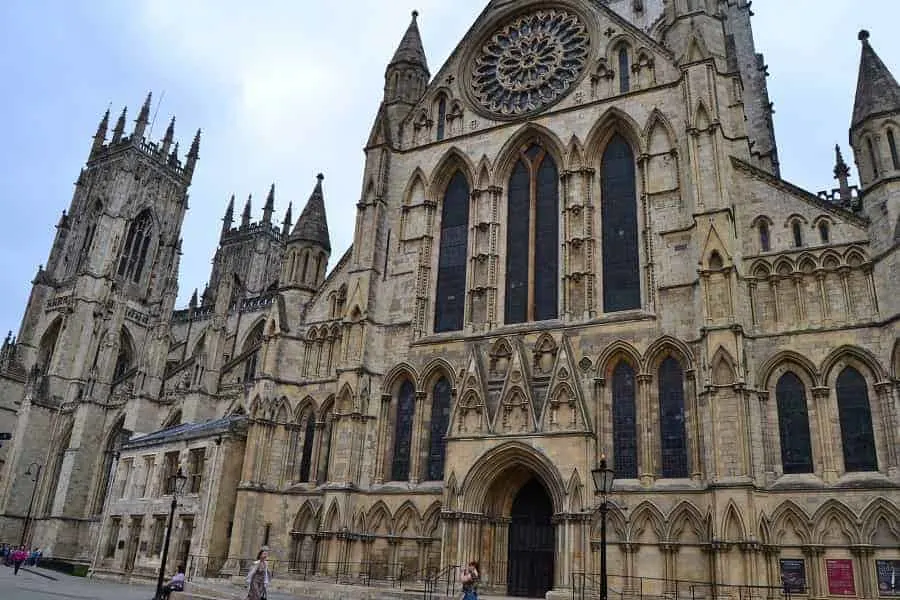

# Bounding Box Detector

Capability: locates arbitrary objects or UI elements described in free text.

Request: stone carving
[471,9,589,118]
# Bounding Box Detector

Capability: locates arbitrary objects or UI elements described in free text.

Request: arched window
[113,329,133,381]
[658,357,688,478]
[436,96,447,141]
[300,252,310,283]
[775,372,814,474]
[43,425,72,515]
[93,420,124,514]
[818,222,830,244]
[37,319,62,375]
[317,408,334,484]
[612,361,638,478]
[836,367,878,472]
[618,47,630,94]
[792,221,803,248]
[117,210,153,283]
[391,380,416,481]
[78,201,103,271]
[759,222,771,252]
[867,138,880,179]
[505,144,559,324]
[602,135,641,312]
[889,129,900,170]
[426,377,452,481]
[298,412,316,482]
[434,171,470,333]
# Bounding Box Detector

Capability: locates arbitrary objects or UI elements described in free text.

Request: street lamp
[591,456,615,600]
[20,462,43,547]
[154,467,188,600]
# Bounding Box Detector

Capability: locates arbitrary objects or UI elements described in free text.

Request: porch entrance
[507,478,554,597]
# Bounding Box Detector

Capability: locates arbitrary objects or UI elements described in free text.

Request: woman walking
[245,549,270,600]
[460,560,480,600]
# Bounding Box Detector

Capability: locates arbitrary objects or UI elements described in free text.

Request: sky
[0,0,898,336]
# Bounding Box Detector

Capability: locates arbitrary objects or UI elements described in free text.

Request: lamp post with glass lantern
[20,462,43,547]
[591,456,615,600]
[154,467,187,600]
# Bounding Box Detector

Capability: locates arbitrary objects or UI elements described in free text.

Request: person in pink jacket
[12,545,27,575]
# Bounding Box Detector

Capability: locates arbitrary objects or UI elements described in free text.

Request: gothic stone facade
[2,1,900,598]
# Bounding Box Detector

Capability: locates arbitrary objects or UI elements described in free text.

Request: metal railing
[571,573,804,600]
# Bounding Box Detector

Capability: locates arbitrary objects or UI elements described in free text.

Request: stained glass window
[505,144,559,324]
[819,222,830,244]
[299,413,316,482]
[391,380,416,481]
[612,361,638,478]
[775,372,814,474]
[434,172,470,333]
[437,96,447,141]
[117,210,153,283]
[759,222,771,252]
[619,47,630,94]
[602,135,641,312]
[426,377,452,481]
[658,357,688,478]
[836,367,878,472]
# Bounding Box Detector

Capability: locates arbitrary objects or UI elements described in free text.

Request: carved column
[864,265,879,314]
[409,390,428,484]
[757,392,776,481]
[686,369,703,480]
[851,546,876,599]
[816,271,829,321]
[770,276,781,323]
[839,266,853,319]
[802,545,825,599]
[637,373,654,484]
[374,394,391,484]
[748,282,758,327]
[793,274,806,322]
[811,387,837,482]
[874,382,899,475]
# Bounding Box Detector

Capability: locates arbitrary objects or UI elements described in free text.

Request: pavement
[0,563,301,600]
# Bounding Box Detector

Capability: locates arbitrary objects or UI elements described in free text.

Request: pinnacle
[389,9,429,73]
[852,29,900,128]
[291,174,331,252]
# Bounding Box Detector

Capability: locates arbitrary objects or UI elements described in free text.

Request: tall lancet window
[391,380,416,481]
[775,372,814,474]
[505,144,559,324]
[836,367,878,472]
[434,172,470,333]
[117,209,154,283]
[612,361,638,478]
[658,356,688,478]
[618,47,630,94]
[436,96,448,141]
[602,135,641,312]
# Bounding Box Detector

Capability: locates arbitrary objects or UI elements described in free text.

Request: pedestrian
[12,545,27,575]
[245,549,270,600]
[33,548,42,568]
[160,564,186,599]
[460,560,480,600]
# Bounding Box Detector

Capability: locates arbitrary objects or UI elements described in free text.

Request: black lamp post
[20,462,43,547]
[154,467,187,600]
[591,456,615,600]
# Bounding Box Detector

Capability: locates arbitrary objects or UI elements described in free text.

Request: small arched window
[113,329,133,381]
[818,221,830,244]
[708,251,724,270]
[836,367,878,472]
[658,356,688,478]
[391,380,416,481]
[300,252,310,283]
[792,221,803,248]
[889,129,900,170]
[867,137,880,179]
[618,47,630,94]
[759,222,771,252]
[298,412,316,483]
[612,361,638,478]
[426,377,452,481]
[436,96,447,141]
[117,210,154,283]
[775,372,814,474]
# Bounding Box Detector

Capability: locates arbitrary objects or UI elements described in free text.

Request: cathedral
[1,1,899,598]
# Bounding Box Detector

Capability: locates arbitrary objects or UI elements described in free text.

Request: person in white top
[246,549,270,600]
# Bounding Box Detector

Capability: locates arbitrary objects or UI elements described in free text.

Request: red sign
[827,559,856,596]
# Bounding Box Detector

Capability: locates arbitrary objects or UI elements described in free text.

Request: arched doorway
[507,478,554,597]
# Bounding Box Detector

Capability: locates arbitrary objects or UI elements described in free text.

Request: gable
[402,0,680,148]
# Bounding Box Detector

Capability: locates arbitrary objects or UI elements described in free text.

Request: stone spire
[282,202,293,237]
[222,194,235,236]
[189,288,199,309]
[389,10,429,74]
[91,109,109,157]
[852,30,900,129]
[262,184,275,224]
[291,174,331,252]
[384,11,430,109]
[242,195,252,228]
[112,107,127,143]
[133,92,152,140]
[161,116,176,156]
[185,129,201,180]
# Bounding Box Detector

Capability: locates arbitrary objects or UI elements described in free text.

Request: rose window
[471,9,590,118]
